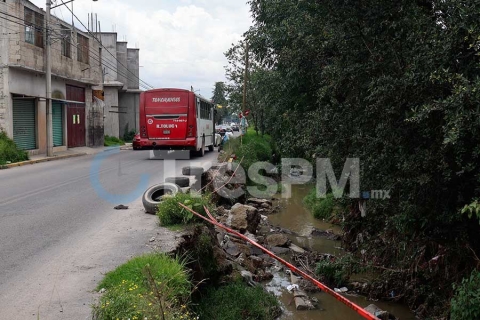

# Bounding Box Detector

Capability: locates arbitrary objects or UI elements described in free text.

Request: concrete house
[100,33,141,139]
[0,0,105,155]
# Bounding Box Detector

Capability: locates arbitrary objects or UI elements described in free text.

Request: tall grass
[104,135,125,147]
[195,281,281,320]
[93,253,194,320]
[157,192,213,226]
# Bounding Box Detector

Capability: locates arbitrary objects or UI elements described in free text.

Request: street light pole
[45,0,53,156]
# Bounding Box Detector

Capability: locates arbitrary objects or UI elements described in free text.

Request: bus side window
[197,99,201,118]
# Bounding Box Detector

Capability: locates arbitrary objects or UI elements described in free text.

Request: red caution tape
[178,203,380,320]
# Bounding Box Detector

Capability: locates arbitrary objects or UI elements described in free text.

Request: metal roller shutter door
[13,99,36,150]
[52,102,64,146]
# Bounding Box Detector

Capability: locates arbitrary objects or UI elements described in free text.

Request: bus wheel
[196,138,205,157]
[208,144,214,152]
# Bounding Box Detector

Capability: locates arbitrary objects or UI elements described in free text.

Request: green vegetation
[195,281,281,320]
[211,82,229,124]
[123,129,136,143]
[0,130,29,166]
[235,129,273,170]
[315,259,348,288]
[315,255,360,288]
[157,192,212,226]
[93,253,193,320]
[450,270,480,320]
[304,189,337,220]
[224,0,480,316]
[104,135,125,147]
[221,128,275,180]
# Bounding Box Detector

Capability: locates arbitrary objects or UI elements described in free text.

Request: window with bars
[61,26,71,58]
[77,33,89,64]
[24,7,43,47]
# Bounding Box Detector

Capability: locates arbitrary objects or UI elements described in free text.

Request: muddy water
[266,185,416,320]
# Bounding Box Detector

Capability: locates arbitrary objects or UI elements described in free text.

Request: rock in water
[364,304,393,320]
[267,234,289,247]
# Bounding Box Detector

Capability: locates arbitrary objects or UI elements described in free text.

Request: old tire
[142,183,181,214]
[182,166,204,176]
[165,176,190,188]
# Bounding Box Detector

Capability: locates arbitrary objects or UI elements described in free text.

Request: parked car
[215,125,226,133]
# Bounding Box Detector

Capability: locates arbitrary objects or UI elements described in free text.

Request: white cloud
[31,0,252,98]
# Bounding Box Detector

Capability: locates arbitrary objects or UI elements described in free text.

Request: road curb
[1,152,88,169]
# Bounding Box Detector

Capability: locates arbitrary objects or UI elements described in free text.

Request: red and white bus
[133,88,215,156]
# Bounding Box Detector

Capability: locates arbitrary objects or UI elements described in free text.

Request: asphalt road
[0,148,218,320]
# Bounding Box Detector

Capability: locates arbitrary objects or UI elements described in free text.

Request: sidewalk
[1,146,116,169]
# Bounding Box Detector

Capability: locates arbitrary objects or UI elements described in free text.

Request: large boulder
[226,203,260,234]
[266,234,290,247]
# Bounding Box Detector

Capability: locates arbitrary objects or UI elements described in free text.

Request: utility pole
[240,41,249,141]
[242,41,249,112]
[45,0,53,156]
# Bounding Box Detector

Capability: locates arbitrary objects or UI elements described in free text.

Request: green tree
[211,82,228,124]
[230,0,480,317]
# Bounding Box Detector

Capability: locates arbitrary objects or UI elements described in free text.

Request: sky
[30,0,253,99]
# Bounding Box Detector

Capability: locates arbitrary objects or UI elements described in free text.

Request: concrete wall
[116,42,128,89]
[0,0,103,153]
[103,87,120,138]
[0,1,10,134]
[6,1,102,85]
[119,92,140,138]
[100,33,118,82]
[127,49,140,89]
[0,68,9,136]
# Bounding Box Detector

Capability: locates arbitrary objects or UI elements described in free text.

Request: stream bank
[181,166,417,320]
[265,184,416,320]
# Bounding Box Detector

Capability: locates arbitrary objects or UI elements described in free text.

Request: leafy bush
[450,270,480,320]
[235,129,273,170]
[123,125,136,143]
[0,130,29,165]
[195,281,281,320]
[315,255,360,287]
[316,259,348,287]
[304,189,337,220]
[157,192,212,226]
[93,253,193,320]
[104,135,125,147]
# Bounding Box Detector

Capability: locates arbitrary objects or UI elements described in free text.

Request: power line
[0,15,150,90]
[60,0,154,90]
[0,5,154,89]
[0,18,151,90]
